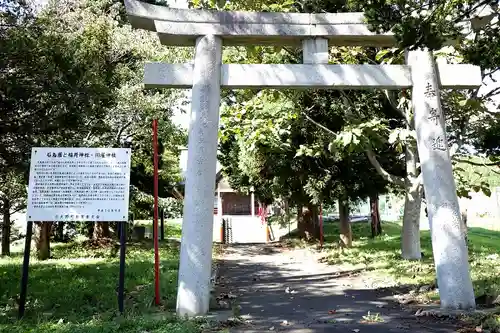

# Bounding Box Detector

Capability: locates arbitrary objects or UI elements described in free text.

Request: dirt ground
[212,243,467,333]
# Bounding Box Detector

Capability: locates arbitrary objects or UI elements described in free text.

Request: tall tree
[36,0,189,240]
[1,0,122,257]
[0,171,26,256]
[0,0,189,256]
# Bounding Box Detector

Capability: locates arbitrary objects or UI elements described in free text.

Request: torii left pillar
[176,34,222,317]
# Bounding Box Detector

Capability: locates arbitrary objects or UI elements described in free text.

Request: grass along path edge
[283,221,500,331]
[0,232,220,333]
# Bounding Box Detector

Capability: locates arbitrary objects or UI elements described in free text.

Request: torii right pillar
[407,49,475,309]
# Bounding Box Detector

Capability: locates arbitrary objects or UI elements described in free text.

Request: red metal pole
[319,204,324,248]
[153,119,160,305]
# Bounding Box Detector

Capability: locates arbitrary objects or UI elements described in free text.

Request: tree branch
[116,121,133,145]
[172,187,184,200]
[9,204,26,216]
[455,0,497,24]
[122,132,136,143]
[302,112,336,136]
[302,104,410,189]
[452,157,500,167]
[483,68,500,80]
[366,148,406,187]
[481,86,500,100]
[384,90,411,126]
[449,124,466,158]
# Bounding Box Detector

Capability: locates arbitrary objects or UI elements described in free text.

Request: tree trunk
[338,199,352,247]
[297,205,320,240]
[284,198,290,222]
[461,207,468,244]
[86,222,94,239]
[297,206,305,237]
[54,222,64,242]
[93,222,111,239]
[370,193,382,238]
[1,198,11,256]
[308,204,320,239]
[401,143,423,260]
[401,184,423,259]
[35,222,51,260]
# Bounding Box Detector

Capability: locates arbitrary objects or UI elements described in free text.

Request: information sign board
[26,147,131,222]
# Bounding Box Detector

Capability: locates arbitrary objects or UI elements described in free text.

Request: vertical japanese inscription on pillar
[423,75,447,152]
[26,147,132,222]
[410,50,476,309]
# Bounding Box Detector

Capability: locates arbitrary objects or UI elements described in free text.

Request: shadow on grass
[0,240,195,333]
[316,222,500,299]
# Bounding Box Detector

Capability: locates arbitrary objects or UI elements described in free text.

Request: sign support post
[118,220,127,314]
[18,221,33,319]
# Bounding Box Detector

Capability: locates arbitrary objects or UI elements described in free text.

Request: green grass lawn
[319,222,500,299]
[0,238,202,333]
[133,220,183,239]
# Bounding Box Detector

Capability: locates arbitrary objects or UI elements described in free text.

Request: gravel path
[214,243,463,333]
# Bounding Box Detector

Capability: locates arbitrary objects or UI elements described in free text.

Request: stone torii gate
[124,0,481,316]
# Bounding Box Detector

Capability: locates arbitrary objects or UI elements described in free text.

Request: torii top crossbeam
[124,0,394,46]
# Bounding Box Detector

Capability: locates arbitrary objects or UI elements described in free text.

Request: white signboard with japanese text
[26,147,132,222]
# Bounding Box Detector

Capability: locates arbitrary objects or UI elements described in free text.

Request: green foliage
[0,0,190,240]
[356,0,498,51]
[205,0,408,209]
[354,1,500,159]
[6,318,200,333]
[0,240,200,332]
[313,221,500,300]
[454,156,500,192]
[130,188,184,219]
[473,115,500,160]
[1,1,118,175]
[162,198,184,219]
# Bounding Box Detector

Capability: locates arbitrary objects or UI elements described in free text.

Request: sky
[165,0,191,130]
